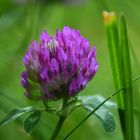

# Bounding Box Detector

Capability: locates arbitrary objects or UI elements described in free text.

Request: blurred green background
[0,0,140,140]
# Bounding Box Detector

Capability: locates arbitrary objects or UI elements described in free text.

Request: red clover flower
[21,26,98,100]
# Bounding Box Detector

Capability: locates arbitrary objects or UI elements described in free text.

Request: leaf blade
[0,106,36,126]
[24,111,41,134]
[80,96,116,132]
[120,14,134,140]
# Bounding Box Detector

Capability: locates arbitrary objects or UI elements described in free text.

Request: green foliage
[24,111,41,134]
[103,11,125,109]
[0,0,140,140]
[80,96,116,133]
[120,15,134,140]
[0,107,36,126]
[104,12,135,140]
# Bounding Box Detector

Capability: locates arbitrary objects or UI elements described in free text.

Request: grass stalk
[103,11,125,109]
[103,11,125,134]
[120,15,134,140]
[103,12,134,140]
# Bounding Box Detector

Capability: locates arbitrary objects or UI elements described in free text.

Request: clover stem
[50,97,69,140]
[50,116,66,140]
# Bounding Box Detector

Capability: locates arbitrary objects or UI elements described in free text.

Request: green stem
[50,116,66,140]
[50,97,69,140]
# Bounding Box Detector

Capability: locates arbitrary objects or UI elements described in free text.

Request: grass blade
[120,14,134,140]
[103,11,126,135]
[103,11,125,109]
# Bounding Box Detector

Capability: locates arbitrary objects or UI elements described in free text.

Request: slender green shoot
[120,15,134,140]
[103,11,135,140]
[103,11,125,109]
[103,11,125,135]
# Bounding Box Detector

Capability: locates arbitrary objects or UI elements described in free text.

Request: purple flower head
[21,26,98,100]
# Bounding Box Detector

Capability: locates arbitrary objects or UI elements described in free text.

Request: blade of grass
[103,12,135,140]
[103,11,125,135]
[103,11,125,109]
[120,14,134,140]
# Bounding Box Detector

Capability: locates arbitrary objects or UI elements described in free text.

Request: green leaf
[83,95,117,109]
[24,111,41,134]
[0,106,36,126]
[79,96,116,133]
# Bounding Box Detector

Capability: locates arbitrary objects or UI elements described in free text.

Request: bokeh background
[0,0,140,140]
